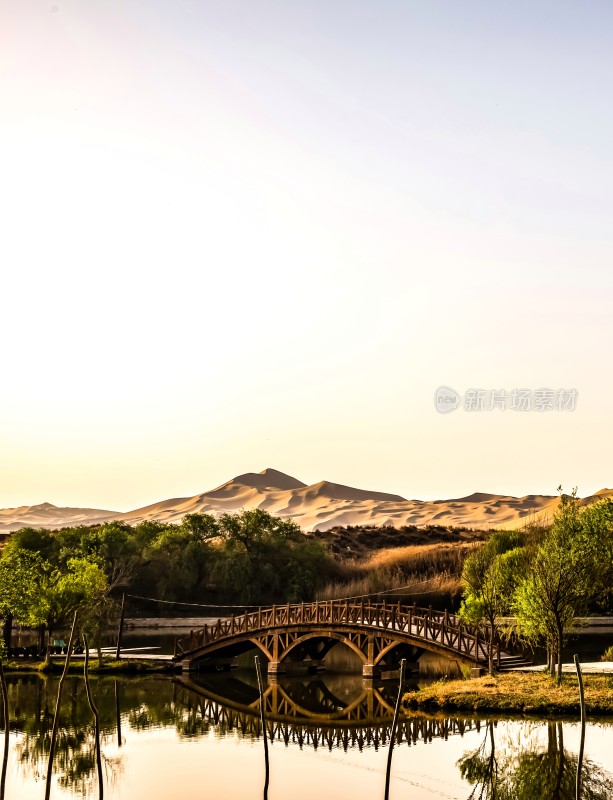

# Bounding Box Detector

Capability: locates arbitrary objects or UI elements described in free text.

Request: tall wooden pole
[115,594,126,660]
[0,658,9,800]
[45,611,78,800]
[574,654,586,800]
[384,658,406,800]
[255,656,269,800]
[84,635,104,800]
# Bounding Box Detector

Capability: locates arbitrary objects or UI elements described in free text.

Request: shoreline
[403,672,613,717]
[2,658,179,675]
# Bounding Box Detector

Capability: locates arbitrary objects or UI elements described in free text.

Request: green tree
[514,489,592,683]
[215,509,330,603]
[579,497,613,612]
[459,531,526,674]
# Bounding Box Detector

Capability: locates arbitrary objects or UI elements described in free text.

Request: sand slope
[1,470,611,534]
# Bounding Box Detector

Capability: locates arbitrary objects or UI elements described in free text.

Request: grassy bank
[2,658,177,675]
[403,672,613,716]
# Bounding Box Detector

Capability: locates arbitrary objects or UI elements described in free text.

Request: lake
[1,667,612,800]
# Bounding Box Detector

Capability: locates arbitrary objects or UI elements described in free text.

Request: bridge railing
[175,600,496,664]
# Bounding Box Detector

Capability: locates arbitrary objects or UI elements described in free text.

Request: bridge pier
[362,663,381,679]
[267,660,287,675]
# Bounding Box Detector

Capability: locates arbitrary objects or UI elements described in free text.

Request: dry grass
[363,542,477,573]
[404,672,613,716]
[316,541,479,606]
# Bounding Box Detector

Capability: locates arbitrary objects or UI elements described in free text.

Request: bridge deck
[175,601,520,673]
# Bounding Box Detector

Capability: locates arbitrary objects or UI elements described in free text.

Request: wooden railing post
[230,613,235,635]
[286,602,290,624]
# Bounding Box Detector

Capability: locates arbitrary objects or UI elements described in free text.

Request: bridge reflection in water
[175,672,479,752]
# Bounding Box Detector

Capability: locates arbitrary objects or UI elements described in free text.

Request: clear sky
[1,1,612,510]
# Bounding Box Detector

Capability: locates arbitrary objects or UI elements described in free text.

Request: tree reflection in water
[6,675,126,796]
[458,719,613,800]
[1,672,613,799]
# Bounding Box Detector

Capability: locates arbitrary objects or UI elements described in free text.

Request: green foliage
[214,509,330,603]
[0,510,334,629]
[459,532,526,673]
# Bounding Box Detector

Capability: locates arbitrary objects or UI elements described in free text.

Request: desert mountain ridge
[1,467,611,534]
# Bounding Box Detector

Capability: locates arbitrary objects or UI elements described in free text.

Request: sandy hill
[0,502,117,533]
[0,468,611,534]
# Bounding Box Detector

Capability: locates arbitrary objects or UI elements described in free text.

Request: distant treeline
[0,509,339,653]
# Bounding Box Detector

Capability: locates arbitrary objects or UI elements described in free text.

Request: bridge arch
[277,630,368,667]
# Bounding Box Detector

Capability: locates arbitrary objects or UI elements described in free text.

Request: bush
[601,646,613,662]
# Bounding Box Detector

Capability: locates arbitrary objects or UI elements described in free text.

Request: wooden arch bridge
[175,600,526,676]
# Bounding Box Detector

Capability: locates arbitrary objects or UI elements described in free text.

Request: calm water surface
[1,669,612,800]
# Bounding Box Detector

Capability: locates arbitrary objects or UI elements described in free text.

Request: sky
[1,1,612,510]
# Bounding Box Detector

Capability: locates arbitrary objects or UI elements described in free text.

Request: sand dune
[0,502,117,533]
[0,468,610,535]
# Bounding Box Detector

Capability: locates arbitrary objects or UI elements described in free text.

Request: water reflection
[458,720,611,800]
[175,672,478,750]
[0,672,611,799]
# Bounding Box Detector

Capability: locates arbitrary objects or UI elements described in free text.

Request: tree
[144,516,217,601]
[459,531,526,674]
[0,544,108,661]
[0,549,49,650]
[514,489,592,683]
[579,497,613,612]
[215,509,330,603]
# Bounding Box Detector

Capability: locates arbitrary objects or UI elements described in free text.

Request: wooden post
[384,658,407,800]
[115,593,126,660]
[574,654,586,800]
[0,656,9,800]
[83,635,104,799]
[255,656,270,800]
[230,614,235,635]
[45,611,78,800]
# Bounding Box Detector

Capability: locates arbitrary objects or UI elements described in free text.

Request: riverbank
[403,672,613,716]
[2,658,178,675]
